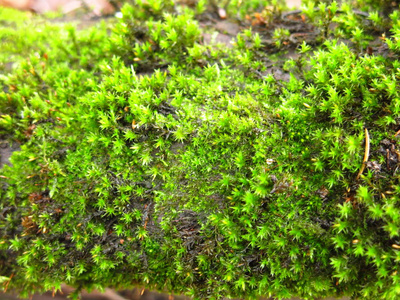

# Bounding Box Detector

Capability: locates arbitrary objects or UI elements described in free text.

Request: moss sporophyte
[1,0,400,299]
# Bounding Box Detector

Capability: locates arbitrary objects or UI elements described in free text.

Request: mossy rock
[1,1,400,299]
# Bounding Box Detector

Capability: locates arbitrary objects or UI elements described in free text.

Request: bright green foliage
[1,1,400,299]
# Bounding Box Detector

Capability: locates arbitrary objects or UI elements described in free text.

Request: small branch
[386,149,391,171]
[281,9,303,19]
[4,273,14,293]
[281,8,369,20]
[356,128,370,180]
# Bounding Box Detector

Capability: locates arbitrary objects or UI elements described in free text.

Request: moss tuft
[1,1,400,299]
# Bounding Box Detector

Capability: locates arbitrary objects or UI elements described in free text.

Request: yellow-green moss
[1,1,400,299]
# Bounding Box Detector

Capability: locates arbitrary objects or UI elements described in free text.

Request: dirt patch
[0,140,20,168]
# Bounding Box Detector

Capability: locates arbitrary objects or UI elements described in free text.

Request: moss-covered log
[1,1,400,299]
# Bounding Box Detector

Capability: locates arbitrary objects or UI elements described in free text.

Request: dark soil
[0,140,20,168]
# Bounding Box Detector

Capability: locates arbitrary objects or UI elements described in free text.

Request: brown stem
[356,128,370,180]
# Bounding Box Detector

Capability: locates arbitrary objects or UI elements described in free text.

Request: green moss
[1,0,400,299]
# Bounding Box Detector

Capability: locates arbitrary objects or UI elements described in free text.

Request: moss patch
[1,1,400,299]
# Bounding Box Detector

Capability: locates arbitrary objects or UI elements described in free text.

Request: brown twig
[4,273,14,293]
[386,149,391,171]
[281,8,369,20]
[356,128,370,180]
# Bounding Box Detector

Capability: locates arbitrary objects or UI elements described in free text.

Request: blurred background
[0,0,301,15]
[0,0,115,15]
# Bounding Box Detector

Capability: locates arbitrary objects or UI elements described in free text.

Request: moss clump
[1,0,400,299]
